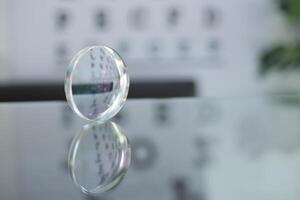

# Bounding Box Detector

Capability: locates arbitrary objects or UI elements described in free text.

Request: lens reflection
[68,121,131,195]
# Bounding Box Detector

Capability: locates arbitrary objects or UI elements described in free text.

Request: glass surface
[0,96,300,200]
[68,121,131,195]
[65,46,130,122]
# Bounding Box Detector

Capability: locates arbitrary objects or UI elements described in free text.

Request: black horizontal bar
[0,81,195,102]
[73,82,114,94]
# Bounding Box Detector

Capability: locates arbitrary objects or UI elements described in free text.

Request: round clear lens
[68,121,131,195]
[65,46,129,122]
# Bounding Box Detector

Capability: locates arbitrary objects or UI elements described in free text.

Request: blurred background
[1,0,300,200]
[1,0,298,97]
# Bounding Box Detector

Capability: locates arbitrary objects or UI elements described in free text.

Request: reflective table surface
[1,96,300,200]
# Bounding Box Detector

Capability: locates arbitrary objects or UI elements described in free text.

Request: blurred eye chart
[8,0,284,97]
